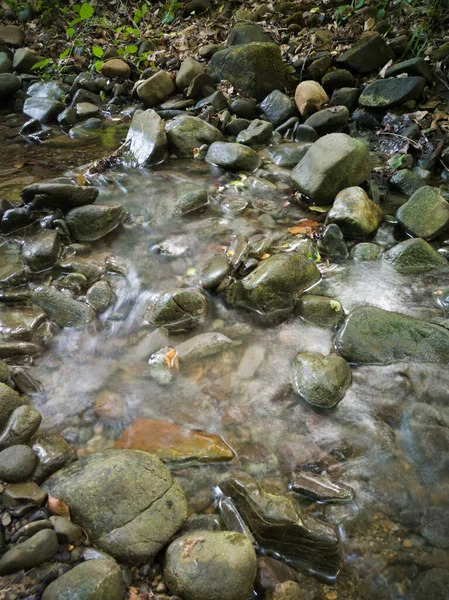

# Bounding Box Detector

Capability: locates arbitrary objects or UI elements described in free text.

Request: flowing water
[7,140,449,598]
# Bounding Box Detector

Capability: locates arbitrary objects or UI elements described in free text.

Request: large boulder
[291,133,371,205]
[42,559,123,600]
[334,306,449,364]
[209,43,288,101]
[383,238,447,274]
[359,76,426,109]
[225,252,320,319]
[42,450,188,563]
[125,109,167,166]
[27,80,66,101]
[166,115,223,157]
[164,530,257,600]
[396,186,449,240]
[32,287,96,328]
[291,351,351,408]
[326,186,383,237]
[337,32,394,74]
[65,203,126,242]
[205,141,261,171]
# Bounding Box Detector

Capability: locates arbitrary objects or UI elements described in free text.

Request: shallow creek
[6,149,449,598]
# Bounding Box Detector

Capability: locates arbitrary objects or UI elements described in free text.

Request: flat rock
[205,141,261,171]
[32,286,96,328]
[268,143,311,168]
[65,203,126,242]
[396,186,449,240]
[337,32,394,74]
[359,76,426,109]
[260,89,297,127]
[144,288,207,332]
[164,530,257,600]
[42,559,123,600]
[383,238,447,273]
[334,306,449,364]
[236,119,273,146]
[125,108,167,167]
[291,133,371,205]
[115,419,235,463]
[27,80,66,101]
[226,23,272,46]
[43,450,188,563]
[304,105,350,136]
[0,529,58,575]
[0,405,42,449]
[21,182,99,210]
[385,57,433,83]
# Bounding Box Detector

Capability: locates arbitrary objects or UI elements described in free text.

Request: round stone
[0,444,36,482]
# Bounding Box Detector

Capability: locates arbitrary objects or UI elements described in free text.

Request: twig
[375,131,422,150]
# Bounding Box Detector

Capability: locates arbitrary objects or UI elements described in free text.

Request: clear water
[22,158,449,598]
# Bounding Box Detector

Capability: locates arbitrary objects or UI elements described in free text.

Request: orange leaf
[288,219,320,235]
[47,494,71,520]
[164,347,179,371]
[77,174,87,186]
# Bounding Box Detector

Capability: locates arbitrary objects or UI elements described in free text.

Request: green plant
[161,0,182,25]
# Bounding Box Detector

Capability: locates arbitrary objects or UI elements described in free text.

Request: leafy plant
[161,0,182,25]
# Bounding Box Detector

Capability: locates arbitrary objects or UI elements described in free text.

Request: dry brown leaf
[431,112,449,129]
[288,219,320,236]
[164,347,179,371]
[77,174,87,186]
[47,494,71,520]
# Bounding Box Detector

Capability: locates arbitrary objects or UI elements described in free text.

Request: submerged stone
[172,182,208,216]
[291,351,352,408]
[295,295,344,327]
[144,288,207,332]
[32,286,96,328]
[334,306,449,364]
[23,97,65,123]
[0,529,58,575]
[291,133,371,205]
[383,238,447,274]
[43,450,187,563]
[22,230,60,272]
[218,477,341,581]
[164,530,257,600]
[115,418,235,463]
[65,203,126,242]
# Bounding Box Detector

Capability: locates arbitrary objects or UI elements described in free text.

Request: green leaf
[69,16,83,26]
[66,27,75,38]
[310,6,320,12]
[376,7,385,19]
[79,2,94,20]
[59,47,71,59]
[330,300,342,312]
[72,4,81,13]
[117,48,125,55]
[94,60,104,72]
[354,0,365,9]
[394,155,405,169]
[92,45,104,57]
[125,44,138,54]
[31,58,53,70]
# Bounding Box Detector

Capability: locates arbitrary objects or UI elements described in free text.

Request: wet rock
[0,306,45,340]
[0,405,42,449]
[49,515,85,544]
[304,105,349,136]
[0,360,9,383]
[350,242,382,261]
[0,341,41,359]
[230,98,258,119]
[391,168,425,195]
[166,115,223,157]
[227,22,272,46]
[205,141,261,171]
[0,529,58,575]
[383,238,447,274]
[326,186,383,237]
[11,367,42,395]
[0,444,36,482]
[337,32,394,74]
[58,106,77,128]
[396,186,449,240]
[176,57,205,90]
[144,288,207,332]
[101,58,131,79]
[329,87,360,112]
[31,433,78,483]
[65,203,126,242]
[295,124,318,143]
[164,530,257,600]
[13,48,44,73]
[0,25,25,47]
[125,108,167,166]
[260,89,297,127]
[294,81,328,117]
[115,419,235,464]
[209,42,288,101]
[359,76,426,109]
[219,477,341,581]
[22,230,60,272]
[225,252,320,318]
[42,559,123,600]
[75,101,100,120]
[21,182,99,210]
[136,70,175,108]
[32,286,96,328]
[268,143,311,168]
[236,119,273,146]
[291,351,351,408]
[255,556,301,595]
[385,57,433,83]
[0,52,13,73]
[69,117,103,138]
[407,569,449,600]
[322,69,356,94]
[27,80,66,101]
[295,295,344,327]
[23,96,65,122]
[291,133,371,205]
[86,280,113,313]
[266,581,303,600]
[43,450,188,563]
[186,72,215,99]
[176,332,233,362]
[172,182,208,216]
[200,253,231,289]
[334,306,449,364]
[0,72,21,100]
[290,471,354,503]
[420,508,449,549]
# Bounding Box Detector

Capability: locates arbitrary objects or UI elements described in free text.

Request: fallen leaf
[164,347,179,371]
[309,205,331,213]
[47,494,71,520]
[77,174,87,186]
[288,219,320,235]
